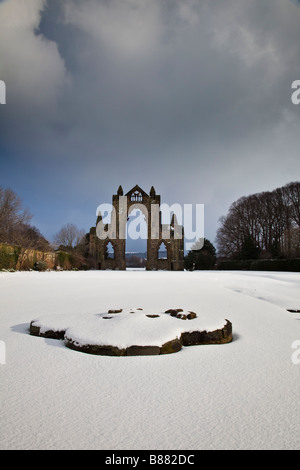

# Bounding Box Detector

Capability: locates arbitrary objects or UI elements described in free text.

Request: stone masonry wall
[0,243,57,271]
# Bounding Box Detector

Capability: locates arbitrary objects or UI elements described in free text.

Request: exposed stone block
[65,338,126,356]
[126,345,161,356]
[30,321,65,340]
[165,308,183,316]
[160,338,182,355]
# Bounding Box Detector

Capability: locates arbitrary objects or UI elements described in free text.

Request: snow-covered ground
[0,270,300,450]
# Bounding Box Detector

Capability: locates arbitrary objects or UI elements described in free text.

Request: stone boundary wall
[0,243,65,271]
[16,247,57,270]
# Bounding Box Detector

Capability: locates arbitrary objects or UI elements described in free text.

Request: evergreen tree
[238,235,260,260]
[185,238,216,270]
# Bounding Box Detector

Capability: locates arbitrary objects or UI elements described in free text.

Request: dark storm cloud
[0,0,299,243]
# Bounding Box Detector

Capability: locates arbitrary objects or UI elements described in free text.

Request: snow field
[0,270,300,449]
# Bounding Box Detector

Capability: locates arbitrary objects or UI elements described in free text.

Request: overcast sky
[0,0,299,251]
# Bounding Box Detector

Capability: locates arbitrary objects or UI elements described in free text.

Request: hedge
[217,258,300,272]
[216,259,252,270]
[249,258,300,272]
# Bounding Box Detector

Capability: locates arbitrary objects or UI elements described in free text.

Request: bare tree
[0,187,32,244]
[54,223,85,249]
[216,182,300,259]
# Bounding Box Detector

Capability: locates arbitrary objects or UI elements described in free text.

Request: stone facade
[89,185,184,271]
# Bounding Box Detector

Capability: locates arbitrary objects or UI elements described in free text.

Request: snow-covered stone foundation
[30,307,232,356]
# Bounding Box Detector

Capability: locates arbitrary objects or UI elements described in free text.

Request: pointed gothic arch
[158,241,168,259]
[89,185,184,270]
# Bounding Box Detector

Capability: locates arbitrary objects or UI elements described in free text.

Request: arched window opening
[105,242,115,259]
[158,242,167,260]
[131,191,143,202]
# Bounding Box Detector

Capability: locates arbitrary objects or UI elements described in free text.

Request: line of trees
[216,182,300,259]
[2,182,299,271]
[0,186,87,268]
[0,187,50,251]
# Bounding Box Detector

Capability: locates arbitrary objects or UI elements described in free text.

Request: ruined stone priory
[88,185,184,271]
